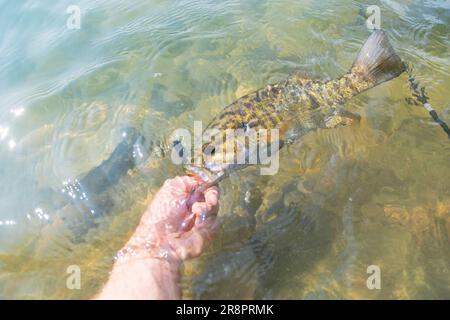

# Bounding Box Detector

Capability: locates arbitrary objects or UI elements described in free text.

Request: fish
[29,30,404,242]
[184,30,406,190]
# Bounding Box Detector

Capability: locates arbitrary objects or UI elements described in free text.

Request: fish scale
[186,30,406,188]
[26,31,406,242]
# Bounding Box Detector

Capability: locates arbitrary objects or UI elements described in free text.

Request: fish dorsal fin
[286,70,330,86]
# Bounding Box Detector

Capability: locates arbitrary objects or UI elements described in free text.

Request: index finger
[204,186,220,207]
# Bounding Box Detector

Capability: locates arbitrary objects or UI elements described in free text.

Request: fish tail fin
[351,30,405,88]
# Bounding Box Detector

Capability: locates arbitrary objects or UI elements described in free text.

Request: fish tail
[351,30,405,89]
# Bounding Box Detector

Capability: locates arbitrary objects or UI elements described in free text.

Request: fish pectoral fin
[337,108,361,126]
[325,107,361,128]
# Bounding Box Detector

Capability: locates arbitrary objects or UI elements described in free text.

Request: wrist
[113,228,181,267]
[113,252,181,277]
[99,253,181,300]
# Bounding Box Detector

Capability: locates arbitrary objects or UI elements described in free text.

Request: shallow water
[0,0,449,299]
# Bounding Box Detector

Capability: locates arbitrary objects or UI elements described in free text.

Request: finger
[163,176,201,195]
[163,177,204,212]
[193,215,219,243]
[204,186,219,207]
[170,216,218,260]
[192,201,219,220]
[191,202,210,218]
[161,177,188,198]
[188,190,204,206]
[192,202,218,235]
[170,232,205,260]
[180,175,203,192]
[189,192,205,205]
[178,212,196,233]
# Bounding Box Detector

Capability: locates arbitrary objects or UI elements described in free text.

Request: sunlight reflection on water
[0,0,449,299]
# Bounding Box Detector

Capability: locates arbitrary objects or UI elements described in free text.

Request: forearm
[96,257,181,300]
[95,176,219,300]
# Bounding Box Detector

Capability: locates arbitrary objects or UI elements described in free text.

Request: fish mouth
[185,165,211,181]
[184,164,227,193]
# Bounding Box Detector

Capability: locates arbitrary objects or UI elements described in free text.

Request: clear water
[0,0,449,299]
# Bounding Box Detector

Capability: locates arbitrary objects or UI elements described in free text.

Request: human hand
[121,176,220,263]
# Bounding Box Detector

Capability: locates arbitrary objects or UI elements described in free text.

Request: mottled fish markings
[32,31,405,242]
[186,30,405,187]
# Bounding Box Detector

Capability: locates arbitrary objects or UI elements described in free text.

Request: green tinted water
[0,0,449,299]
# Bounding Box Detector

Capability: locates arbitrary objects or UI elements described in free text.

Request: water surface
[0,0,449,299]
